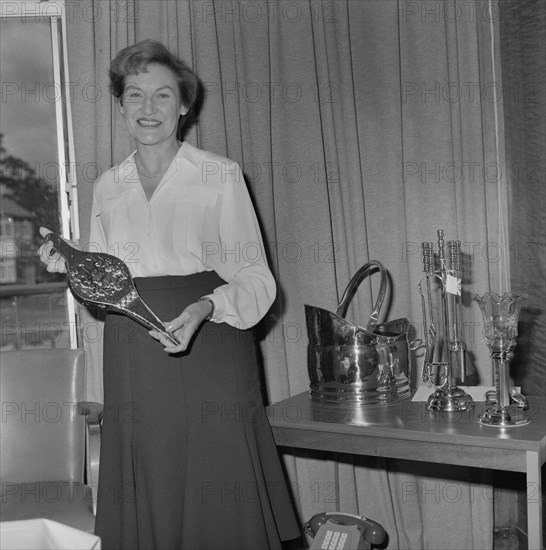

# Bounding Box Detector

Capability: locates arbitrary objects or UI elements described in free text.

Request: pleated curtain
[500,0,546,396]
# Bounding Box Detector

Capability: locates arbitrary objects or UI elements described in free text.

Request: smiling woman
[120,65,186,196]
[0,1,78,350]
[107,39,200,200]
[38,39,300,550]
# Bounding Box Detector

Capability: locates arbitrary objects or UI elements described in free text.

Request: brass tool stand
[419,230,473,412]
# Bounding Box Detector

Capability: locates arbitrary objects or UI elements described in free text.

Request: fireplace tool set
[418,229,529,426]
[419,230,473,412]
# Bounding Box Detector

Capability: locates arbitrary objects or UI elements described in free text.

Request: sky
[0,18,59,173]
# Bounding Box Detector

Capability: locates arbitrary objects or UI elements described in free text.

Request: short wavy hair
[109,39,200,113]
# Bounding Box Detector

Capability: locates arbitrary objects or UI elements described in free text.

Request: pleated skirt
[94,273,300,550]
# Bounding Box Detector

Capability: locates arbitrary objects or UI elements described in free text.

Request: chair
[0,349,102,534]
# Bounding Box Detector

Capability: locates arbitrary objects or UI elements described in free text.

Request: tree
[0,133,63,284]
[0,133,60,238]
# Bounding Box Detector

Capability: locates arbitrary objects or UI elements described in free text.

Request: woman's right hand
[38,227,68,273]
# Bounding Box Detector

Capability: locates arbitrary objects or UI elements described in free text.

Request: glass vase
[473,292,528,427]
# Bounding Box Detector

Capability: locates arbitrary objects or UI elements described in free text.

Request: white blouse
[89,142,276,328]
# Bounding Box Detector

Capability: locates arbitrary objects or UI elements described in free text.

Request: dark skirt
[94,273,300,550]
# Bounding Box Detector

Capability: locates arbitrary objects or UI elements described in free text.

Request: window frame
[1,0,79,348]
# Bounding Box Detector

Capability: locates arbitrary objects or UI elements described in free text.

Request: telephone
[305,512,386,550]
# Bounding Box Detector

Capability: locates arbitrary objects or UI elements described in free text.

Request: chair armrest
[78,401,103,515]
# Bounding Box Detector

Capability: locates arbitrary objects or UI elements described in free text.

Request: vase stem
[493,356,511,409]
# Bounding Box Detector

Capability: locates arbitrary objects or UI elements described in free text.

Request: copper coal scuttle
[305,261,413,406]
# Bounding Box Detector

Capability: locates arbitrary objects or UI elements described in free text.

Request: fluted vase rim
[472,291,528,304]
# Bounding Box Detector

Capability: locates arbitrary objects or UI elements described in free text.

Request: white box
[0,519,100,550]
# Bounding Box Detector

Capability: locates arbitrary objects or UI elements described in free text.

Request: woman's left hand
[149,299,213,354]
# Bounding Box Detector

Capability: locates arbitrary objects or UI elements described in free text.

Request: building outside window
[0,0,79,350]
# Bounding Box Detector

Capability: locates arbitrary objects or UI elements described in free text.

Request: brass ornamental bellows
[45,233,181,346]
[305,261,412,405]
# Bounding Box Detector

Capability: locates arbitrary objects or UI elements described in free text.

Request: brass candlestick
[473,292,529,427]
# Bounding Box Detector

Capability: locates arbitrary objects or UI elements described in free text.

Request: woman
[40,39,300,550]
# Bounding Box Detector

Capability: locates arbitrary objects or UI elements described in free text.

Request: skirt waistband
[133,271,224,292]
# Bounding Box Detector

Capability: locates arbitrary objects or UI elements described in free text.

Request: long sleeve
[200,162,276,329]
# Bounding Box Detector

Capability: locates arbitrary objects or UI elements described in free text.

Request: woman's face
[120,63,187,147]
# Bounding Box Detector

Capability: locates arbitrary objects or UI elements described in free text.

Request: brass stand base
[478,393,530,427]
[426,386,474,412]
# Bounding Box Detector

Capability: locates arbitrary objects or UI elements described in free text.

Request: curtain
[500,0,546,397]
[65,1,521,547]
[498,0,546,540]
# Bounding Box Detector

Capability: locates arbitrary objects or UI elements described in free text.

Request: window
[0,217,15,239]
[0,0,79,350]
